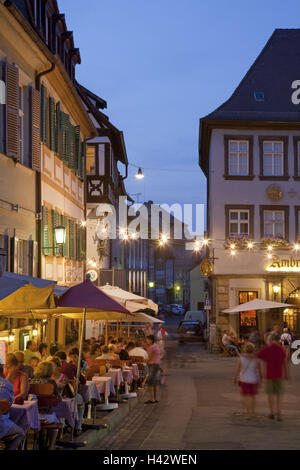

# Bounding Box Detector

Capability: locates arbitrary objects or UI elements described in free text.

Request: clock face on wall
[266,184,283,201]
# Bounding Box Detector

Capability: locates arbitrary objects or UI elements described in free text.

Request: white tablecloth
[105,368,123,388]
[10,400,40,431]
[92,376,115,398]
[85,381,101,401]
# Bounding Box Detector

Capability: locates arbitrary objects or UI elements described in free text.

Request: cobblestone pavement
[94,327,300,450]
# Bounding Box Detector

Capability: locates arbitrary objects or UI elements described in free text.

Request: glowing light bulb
[295,244,300,251]
[203,239,209,246]
[267,245,273,252]
[230,243,235,250]
[248,242,253,249]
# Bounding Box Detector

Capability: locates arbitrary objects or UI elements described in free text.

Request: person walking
[280,328,292,360]
[257,332,288,421]
[144,335,161,404]
[155,323,169,357]
[234,342,262,418]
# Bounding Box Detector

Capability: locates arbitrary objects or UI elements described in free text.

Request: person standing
[257,332,288,421]
[23,340,37,364]
[155,323,169,357]
[280,328,292,360]
[144,335,161,404]
[234,342,262,418]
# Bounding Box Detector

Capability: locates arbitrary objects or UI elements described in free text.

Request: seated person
[47,357,68,393]
[0,363,25,450]
[37,343,49,362]
[89,343,102,361]
[14,351,34,379]
[128,341,149,361]
[23,340,38,365]
[4,354,29,401]
[117,342,130,360]
[96,345,118,360]
[31,361,60,450]
[222,330,239,356]
[30,356,40,374]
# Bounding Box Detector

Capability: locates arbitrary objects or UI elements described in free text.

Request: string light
[294,244,300,251]
[230,243,235,250]
[247,242,254,249]
[267,245,273,252]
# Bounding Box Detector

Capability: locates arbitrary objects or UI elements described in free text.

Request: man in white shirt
[222,330,239,355]
[128,342,148,361]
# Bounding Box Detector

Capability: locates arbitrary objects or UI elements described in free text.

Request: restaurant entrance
[284,287,300,336]
[238,291,258,338]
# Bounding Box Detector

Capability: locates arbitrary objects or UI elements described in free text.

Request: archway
[284,288,300,334]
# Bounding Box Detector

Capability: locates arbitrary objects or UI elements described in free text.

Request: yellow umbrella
[0,283,55,318]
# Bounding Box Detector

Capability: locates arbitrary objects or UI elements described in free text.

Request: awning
[222,298,293,314]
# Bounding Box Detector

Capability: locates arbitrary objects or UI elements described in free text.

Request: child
[234,342,261,418]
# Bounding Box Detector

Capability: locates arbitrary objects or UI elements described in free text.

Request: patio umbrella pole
[105,320,108,345]
[72,308,86,441]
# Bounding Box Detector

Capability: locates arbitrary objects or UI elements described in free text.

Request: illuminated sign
[266,257,300,272]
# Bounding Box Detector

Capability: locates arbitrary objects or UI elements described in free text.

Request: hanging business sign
[200,258,213,277]
[266,256,300,272]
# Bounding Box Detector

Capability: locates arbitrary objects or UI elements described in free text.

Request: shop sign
[200,258,213,277]
[266,256,300,272]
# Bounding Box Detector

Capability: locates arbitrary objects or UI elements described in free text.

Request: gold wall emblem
[266,184,283,201]
[200,258,213,277]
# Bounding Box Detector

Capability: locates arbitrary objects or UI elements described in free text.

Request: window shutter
[40,84,47,144]
[69,219,75,260]
[60,111,70,164]
[55,101,61,154]
[31,87,41,171]
[61,214,69,258]
[5,62,20,160]
[49,96,55,151]
[75,125,81,176]
[32,241,38,277]
[10,236,19,273]
[42,206,50,255]
[0,61,5,154]
[69,124,76,170]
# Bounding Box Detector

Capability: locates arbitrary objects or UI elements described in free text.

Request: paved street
[94,320,300,450]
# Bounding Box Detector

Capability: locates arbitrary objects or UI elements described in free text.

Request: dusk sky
[61,0,300,214]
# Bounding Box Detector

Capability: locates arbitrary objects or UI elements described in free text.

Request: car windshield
[179,322,202,333]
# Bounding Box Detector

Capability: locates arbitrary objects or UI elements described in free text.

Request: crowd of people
[229,325,293,421]
[0,322,169,450]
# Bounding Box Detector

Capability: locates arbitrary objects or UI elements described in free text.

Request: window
[228,140,249,175]
[259,136,288,180]
[293,137,300,179]
[225,205,254,239]
[239,291,258,334]
[86,145,96,174]
[260,206,289,240]
[295,207,300,242]
[228,210,249,236]
[224,135,253,179]
[263,210,285,238]
[263,141,283,176]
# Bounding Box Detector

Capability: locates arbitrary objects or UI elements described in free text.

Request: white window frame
[228,140,249,176]
[263,140,284,176]
[229,209,250,237]
[263,210,285,238]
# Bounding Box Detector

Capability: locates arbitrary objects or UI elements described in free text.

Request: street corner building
[198,29,300,350]
[0,0,97,349]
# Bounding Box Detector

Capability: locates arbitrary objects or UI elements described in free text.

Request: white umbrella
[99,284,158,314]
[222,298,293,313]
[109,311,164,323]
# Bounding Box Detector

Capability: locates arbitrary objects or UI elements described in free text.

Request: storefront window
[239,291,258,336]
[283,308,297,332]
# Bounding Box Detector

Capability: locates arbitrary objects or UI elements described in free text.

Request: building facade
[199,29,300,348]
[0,0,96,350]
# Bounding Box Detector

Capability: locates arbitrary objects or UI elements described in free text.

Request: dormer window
[254,91,264,101]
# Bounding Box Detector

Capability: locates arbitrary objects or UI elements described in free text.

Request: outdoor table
[92,376,115,399]
[105,368,124,388]
[10,400,40,432]
[92,376,117,411]
[86,380,101,401]
[122,369,134,384]
[53,398,77,428]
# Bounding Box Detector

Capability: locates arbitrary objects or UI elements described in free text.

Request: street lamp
[148,281,154,288]
[135,168,144,179]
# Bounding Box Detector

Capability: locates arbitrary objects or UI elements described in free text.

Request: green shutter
[75,125,81,177]
[61,215,69,258]
[41,84,47,144]
[80,226,86,260]
[51,209,60,256]
[69,125,76,170]
[69,220,75,260]
[55,101,61,154]
[49,97,55,151]
[42,206,50,255]
[60,111,70,164]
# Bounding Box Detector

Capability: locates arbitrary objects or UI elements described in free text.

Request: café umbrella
[222,298,293,313]
[55,277,133,415]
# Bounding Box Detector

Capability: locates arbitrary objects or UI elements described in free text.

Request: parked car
[177,321,206,344]
[170,304,185,315]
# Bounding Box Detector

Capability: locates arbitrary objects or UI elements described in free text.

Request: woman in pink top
[144,335,161,404]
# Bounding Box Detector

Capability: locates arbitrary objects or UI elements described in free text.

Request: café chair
[28,383,62,450]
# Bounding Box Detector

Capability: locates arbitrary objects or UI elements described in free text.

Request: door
[239,291,258,338]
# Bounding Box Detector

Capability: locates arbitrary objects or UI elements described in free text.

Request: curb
[77,389,146,450]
